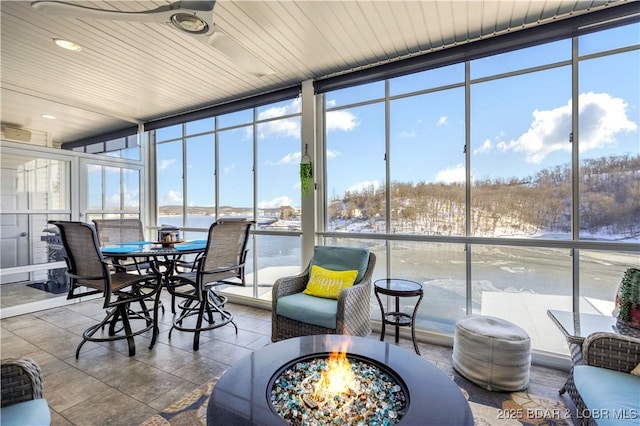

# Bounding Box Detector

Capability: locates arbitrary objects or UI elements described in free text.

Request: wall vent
[1,125,32,143]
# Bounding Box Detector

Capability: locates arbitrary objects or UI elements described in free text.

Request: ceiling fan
[31,1,275,77]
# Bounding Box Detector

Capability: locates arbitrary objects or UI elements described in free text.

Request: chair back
[48,221,108,297]
[92,218,145,245]
[198,218,254,285]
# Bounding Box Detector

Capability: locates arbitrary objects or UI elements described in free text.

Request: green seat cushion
[573,365,640,426]
[311,246,370,284]
[0,399,50,426]
[276,292,337,329]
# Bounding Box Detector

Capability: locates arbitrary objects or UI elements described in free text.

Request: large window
[147,17,638,359]
[470,59,572,238]
[322,23,639,355]
[577,24,640,308]
[154,98,303,299]
[326,101,386,232]
[577,25,639,241]
[390,78,465,236]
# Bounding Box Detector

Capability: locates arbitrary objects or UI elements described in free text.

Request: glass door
[0,147,72,313]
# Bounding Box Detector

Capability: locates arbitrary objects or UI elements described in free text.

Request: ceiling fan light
[170,13,208,34]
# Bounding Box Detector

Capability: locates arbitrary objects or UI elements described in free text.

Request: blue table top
[100,241,206,256]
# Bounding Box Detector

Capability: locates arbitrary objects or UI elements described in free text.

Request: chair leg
[170,298,193,340]
[209,290,237,335]
[76,307,118,359]
[205,297,215,325]
[193,298,207,351]
[118,304,136,357]
[149,289,162,350]
[108,309,121,336]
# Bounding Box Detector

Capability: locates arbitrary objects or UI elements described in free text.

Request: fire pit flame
[313,342,358,401]
[270,341,407,425]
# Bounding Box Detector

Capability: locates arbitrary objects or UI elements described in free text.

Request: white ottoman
[452,315,531,391]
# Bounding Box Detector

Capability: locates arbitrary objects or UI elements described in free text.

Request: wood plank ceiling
[0,1,628,146]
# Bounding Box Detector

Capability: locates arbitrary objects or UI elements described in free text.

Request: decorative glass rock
[271,356,407,426]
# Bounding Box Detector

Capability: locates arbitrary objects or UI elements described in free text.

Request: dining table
[100,240,207,349]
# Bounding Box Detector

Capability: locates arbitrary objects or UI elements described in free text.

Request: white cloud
[223,163,235,174]
[327,110,357,131]
[258,196,293,209]
[161,190,182,205]
[473,139,493,155]
[254,97,359,137]
[437,116,448,126]
[258,117,300,138]
[159,158,176,171]
[327,149,340,159]
[435,164,465,184]
[259,98,302,120]
[266,152,301,166]
[579,92,637,151]
[347,180,382,193]
[488,92,637,163]
[257,99,302,138]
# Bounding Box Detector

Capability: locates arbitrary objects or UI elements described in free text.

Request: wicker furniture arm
[1,358,44,408]
[271,271,309,327]
[336,276,373,336]
[337,253,376,335]
[565,332,640,425]
[582,332,640,372]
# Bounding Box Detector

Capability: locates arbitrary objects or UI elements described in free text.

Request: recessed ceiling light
[53,38,82,51]
[41,114,56,120]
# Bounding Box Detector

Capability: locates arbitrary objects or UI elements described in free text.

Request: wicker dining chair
[165,218,254,350]
[0,358,50,425]
[271,246,376,342]
[49,220,162,358]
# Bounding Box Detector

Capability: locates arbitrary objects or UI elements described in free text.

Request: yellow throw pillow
[303,265,358,299]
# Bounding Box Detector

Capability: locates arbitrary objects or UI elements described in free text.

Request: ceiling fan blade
[32,1,172,22]
[31,1,272,76]
[208,31,274,77]
[31,1,215,23]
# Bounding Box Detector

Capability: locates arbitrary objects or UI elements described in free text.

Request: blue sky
[152,22,638,211]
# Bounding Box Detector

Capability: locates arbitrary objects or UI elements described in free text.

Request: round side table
[374,278,424,355]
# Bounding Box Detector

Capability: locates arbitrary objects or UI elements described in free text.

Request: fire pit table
[207,334,473,426]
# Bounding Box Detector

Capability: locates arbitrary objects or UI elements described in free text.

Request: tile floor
[1,291,572,425]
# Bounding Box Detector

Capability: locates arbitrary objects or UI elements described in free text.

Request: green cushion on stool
[276,293,337,329]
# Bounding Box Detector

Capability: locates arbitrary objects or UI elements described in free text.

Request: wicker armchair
[1,358,50,425]
[271,247,376,342]
[565,332,640,426]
